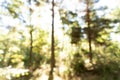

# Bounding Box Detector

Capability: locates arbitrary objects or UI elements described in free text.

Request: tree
[59,0,120,76]
[0,0,50,74]
[48,0,55,80]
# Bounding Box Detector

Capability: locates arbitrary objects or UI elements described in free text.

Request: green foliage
[1,0,120,80]
[71,27,81,44]
[94,59,120,80]
[3,0,23,18]
[110,8,120,34]
[69,41,120,79]
[83,11,119,45]
[105,42,120,57]
[59,4,118,46]
[9,54,24,67]
[59,9,78,26]
[23,51,47,70]
[22,29,50,70]
[71,53,86,76]
[59,1,120,79]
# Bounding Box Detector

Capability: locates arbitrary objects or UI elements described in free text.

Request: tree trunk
[49,0,55,80]
[29,0,33,71]
[86,0,93,63]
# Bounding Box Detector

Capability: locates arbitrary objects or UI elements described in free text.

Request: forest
[0,0,120,80]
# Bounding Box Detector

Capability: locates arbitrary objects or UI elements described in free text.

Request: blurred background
[0,0,120,80]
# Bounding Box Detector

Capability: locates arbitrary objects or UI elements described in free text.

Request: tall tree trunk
[28,0,33,71]
[49,0,55,80]
[86,0,92,63]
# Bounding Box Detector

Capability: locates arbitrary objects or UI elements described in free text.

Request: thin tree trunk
[86,0,92,63]
[49,0,55,80]
[29,0,33,70]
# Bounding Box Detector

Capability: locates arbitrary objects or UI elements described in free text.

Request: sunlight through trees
[0,0,120,80]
